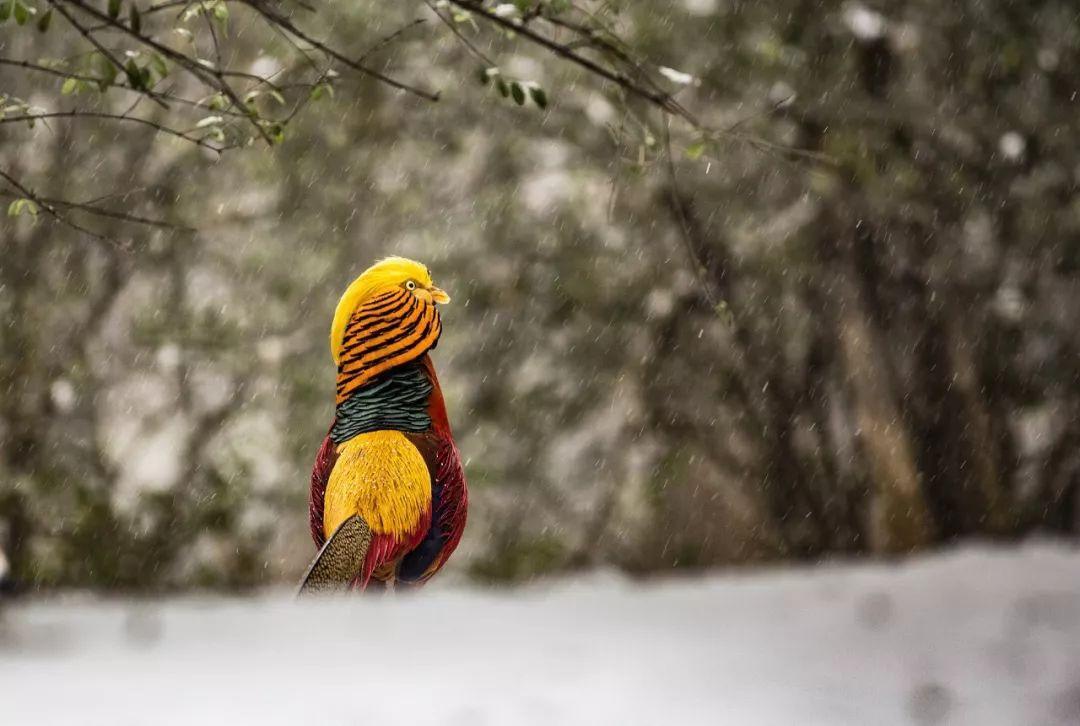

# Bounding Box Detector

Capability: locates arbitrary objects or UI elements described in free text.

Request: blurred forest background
[1,0,1079,592]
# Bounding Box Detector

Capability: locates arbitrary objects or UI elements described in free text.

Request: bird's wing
[309,433,338,548]
[296,514,373,595]
[397,435,468,585]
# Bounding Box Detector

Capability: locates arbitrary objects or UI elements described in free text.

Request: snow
[2,543,1078,725]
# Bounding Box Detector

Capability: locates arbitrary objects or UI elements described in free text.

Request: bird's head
[330,256,450,365]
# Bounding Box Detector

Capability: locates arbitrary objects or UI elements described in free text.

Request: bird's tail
[296,514,372,595]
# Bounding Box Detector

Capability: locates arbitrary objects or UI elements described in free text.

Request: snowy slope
[1,543,1078,726]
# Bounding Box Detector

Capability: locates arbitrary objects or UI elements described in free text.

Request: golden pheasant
[299,257,467,592]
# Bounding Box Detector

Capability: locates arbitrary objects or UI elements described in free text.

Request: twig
[660,117,722,312]
[447,0,696,123]
[0,58,249,118]
[448,0,832,165]
[425,1,495,68]
[1,111,224,152]
[356,17,427,64]
[47,0,170,111]
[202,10,224,71]
[0,167,116,244]
[0,190,195,231]
[240,0,441,101]
[61,0,275,144]
[540,11,667,99]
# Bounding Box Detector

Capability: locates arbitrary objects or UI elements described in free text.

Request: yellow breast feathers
[323,430,431,541]
[335,287,442,404]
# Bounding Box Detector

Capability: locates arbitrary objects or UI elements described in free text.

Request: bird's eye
[405,280,416,290]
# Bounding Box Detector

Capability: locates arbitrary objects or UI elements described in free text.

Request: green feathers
[330,363,433,444]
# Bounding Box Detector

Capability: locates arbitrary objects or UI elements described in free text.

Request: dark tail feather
[297,515,373,595]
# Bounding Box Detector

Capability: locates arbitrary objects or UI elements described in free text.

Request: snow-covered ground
[1,543,1078,726]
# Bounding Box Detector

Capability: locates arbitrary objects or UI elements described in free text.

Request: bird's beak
[429,286,451,305]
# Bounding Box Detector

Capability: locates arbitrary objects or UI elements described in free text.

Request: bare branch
[0,167,117,245]
[240,0,441,102]
[0,111,226,152]
[356,17,428,64]
[426,1,496,68]
[0,190,195,231]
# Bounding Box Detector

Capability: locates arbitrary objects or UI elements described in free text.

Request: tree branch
[0,167,117,245]
[0,58,251,119]
[0,189,194,231]
[446,0,696,123]
[240,0,441,101]
[1,111,225,151]
[60,0,275,144]
[47,0,170,111]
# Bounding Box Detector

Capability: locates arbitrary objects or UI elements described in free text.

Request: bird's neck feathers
[335,287,442,404]
[419,354,452,436]
[330,354,451,444]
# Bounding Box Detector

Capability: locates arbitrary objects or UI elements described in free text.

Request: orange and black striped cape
[334,287,444,404]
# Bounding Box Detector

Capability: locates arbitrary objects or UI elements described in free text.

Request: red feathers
[308,434,337,548]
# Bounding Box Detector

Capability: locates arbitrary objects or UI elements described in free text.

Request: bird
[299,256,468,593]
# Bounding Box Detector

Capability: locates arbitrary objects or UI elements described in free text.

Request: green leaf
[212,2,227,21]
[13,1,28,25]
[128,3,140,33]
[476,66,490,85]
[528,85,547,109]
[206,93,227,110]
[36,7,51,31]
[496,78,509,98]
[8,198,38,218]
[124,58,144,89]
[0,1,11,22]
[61,77,79,95]
[149,53,167,79]
[309,83,333,101]
[510,81,525,105]
[96,55,119,90]
[107,0,121,19]
[266,123,285,144]
[685,140,707,161]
